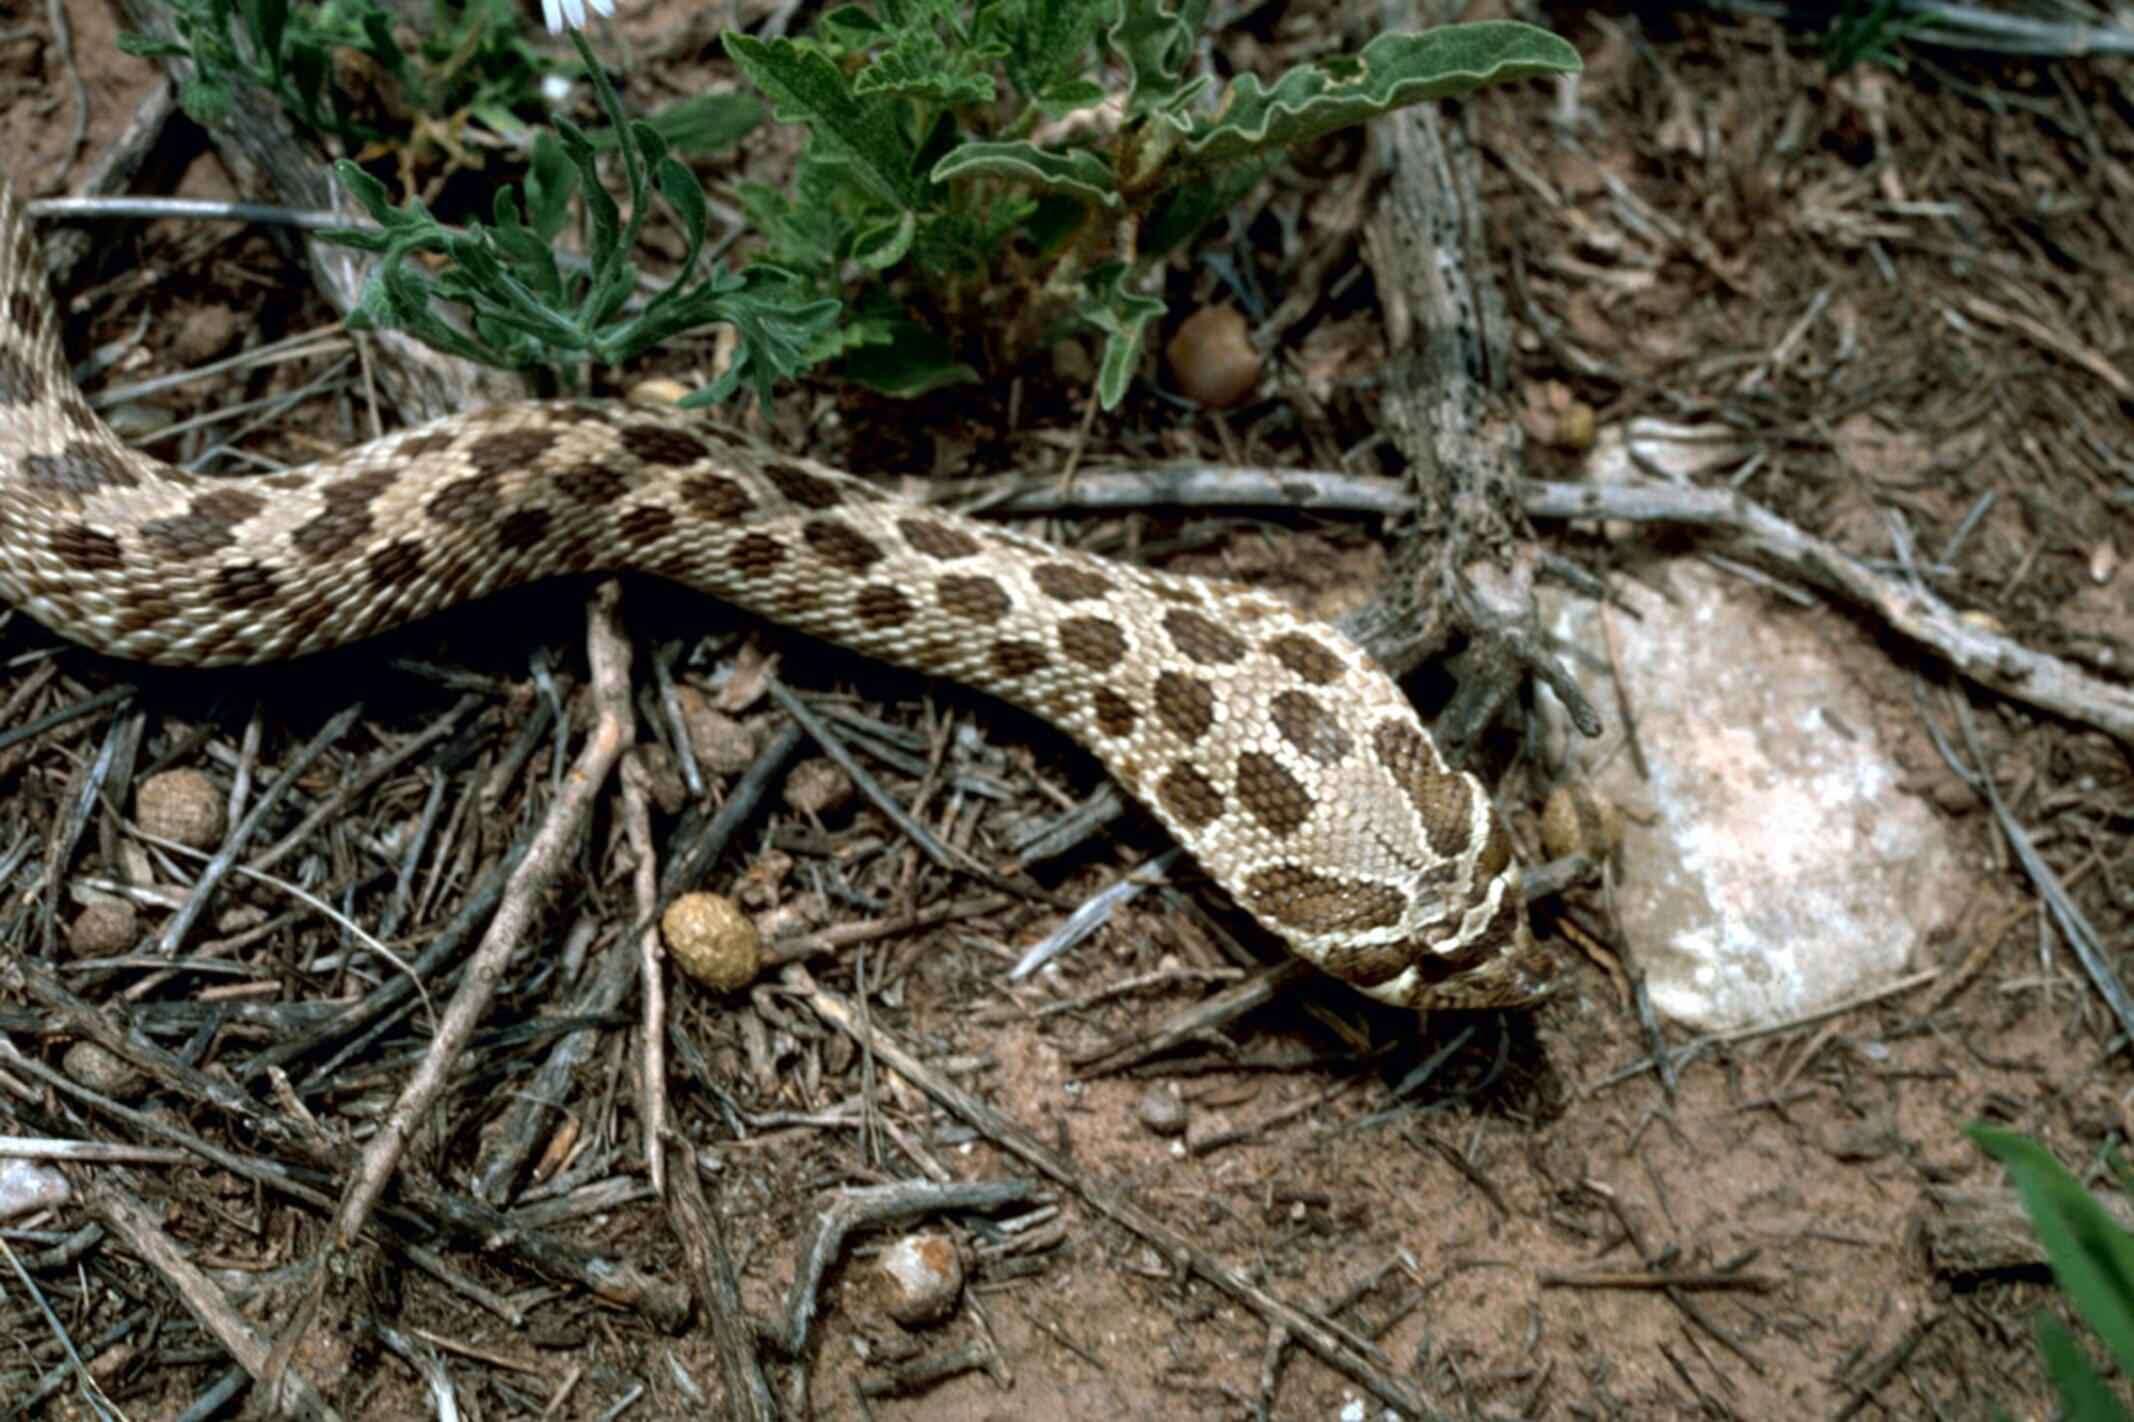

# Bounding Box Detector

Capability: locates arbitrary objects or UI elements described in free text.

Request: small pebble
[0,1158,68,1221]
[67,899,138,957]
[63,1040,146,1099]
[875,1233,963,1328]
[137,769,225,849]
[784,758,853,819]
[1166,305,1260,408]
[662,893,762,992]
[1136,1085,1188,1138]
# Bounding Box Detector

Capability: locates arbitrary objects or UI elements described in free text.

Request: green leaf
[1079,263,1164,410]
[1183,22,1581,167]
[2033,1317,2131,1422]
[979,0,1108,115]
[1108,0,1210,124]
[852,211,917,272]
[1972,1125,2134,1382]
[931,141,1119,208]
[723,33,925,210]
[644,92,764,155]
[851,28,1001,107]
[116,34,192,59]
[250,0,288,80]
[525,132,579,241]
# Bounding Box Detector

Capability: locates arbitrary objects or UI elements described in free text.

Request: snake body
[0,180,1549,1009]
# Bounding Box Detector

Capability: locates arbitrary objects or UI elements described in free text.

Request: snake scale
[0,178,1550,1009]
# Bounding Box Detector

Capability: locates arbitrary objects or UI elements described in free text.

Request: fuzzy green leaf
[723,33,925,209]
[1183,23,1579,167]
[1109,0,1210,123]
[2033,1317,2129,1422]
[1079,263,1164,410]
[931,142,1119,208]
[980,0,1108,115]
[1973,1125,2134,1384]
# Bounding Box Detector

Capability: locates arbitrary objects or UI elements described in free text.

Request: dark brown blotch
[398,431,459,461]
[762,459,845,509]
[1156,761,1224,830]
[8,290,44,344]
[619,424,710,469]
[1269,690,1353,767]
[290,468,395,563]
[729,531,786,576]
[1032,562,1113,602]
[464,425,561,476]
[213,562,280,610]
[23,442,139,499]
[1091,686,1137,738]
[139,487,267,561]
[900,517,983,561]
[366,538,427,589]
[494,506,554,554]
[1057,616,1127,672]
[1372,720,1473,860]
[990,638,1049,679]
[425,471,501,527]
[1164,608,1246,665]
[1243,865,1406,935]
[50,522,123,573]
[936,573,1011,624]
[0,345,44,405]
[854,584,913,629]
[802,519,885,575]
[1235,750,1314,839]
[617,504,677,547]
[553,462,628,505]
[1265,631,1345,685]
[1152,671,1216,745]
[680,473,752,520]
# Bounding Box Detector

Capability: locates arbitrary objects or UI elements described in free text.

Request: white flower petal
[541,0,565,31]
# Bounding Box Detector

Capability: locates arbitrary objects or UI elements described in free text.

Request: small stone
[137,769,225,849]
[0,1158,68,1221]
[662,893,762,993]
[784,758,853,819]
[1166,305,1260,409]
[63,1040,145,1099]
[675,687,758,776]
[1136,1085,1188,1138]
[67,899,138,957]
[875,1233,963,1329]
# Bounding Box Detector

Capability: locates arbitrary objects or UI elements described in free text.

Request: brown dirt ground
[3,1,2133,1419]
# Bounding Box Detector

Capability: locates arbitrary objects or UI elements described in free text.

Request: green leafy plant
[1819,0,1931,74]
[1972,1124,2134,1420]
[275,0,1575,409]
[324,31,823,405]
[121,0,556,151]
[722,0,1579,405]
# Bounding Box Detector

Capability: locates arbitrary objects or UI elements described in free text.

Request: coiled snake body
[0,180,1548,1009]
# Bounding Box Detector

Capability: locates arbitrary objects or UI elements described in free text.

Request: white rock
[0,1157,69,1220]
[1545,556,1962,1031]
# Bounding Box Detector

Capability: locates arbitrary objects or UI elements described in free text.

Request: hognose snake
[0,178,1550,1009]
